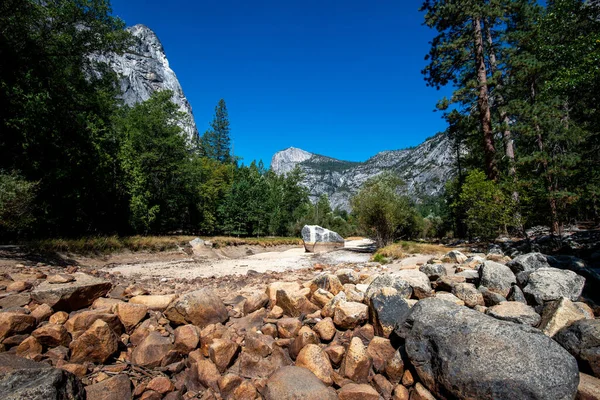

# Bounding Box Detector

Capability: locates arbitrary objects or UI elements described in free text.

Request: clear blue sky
[110,0,452,166]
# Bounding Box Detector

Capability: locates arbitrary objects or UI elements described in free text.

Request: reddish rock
[393,385,410,400]
[174,324,200,353]
[276,317,302,338]
[49,311,69,325]
[64,310,122,339]
[47,274,75,284]
[338,383,380,400]
[218,373,243,398]
[341,337,372,383]
[30,303,53,323]
[16,336,43,359]
[264,366,337,400]
[324,344,346,367]
[233,380,258,400]
[314,317,336,342]
[195,359,221,392]
[146,376,175,394]
[91,297,123,311]
[131,331,173,368]
[0,312,36,340]
[130,316,160,346]
[59,363,87,377]
[276,289,319,317]
[411,382,436,400]
[289,326,319,359]
[373,374,395,400]
[265,282,302,306]
[209,338,240,372]
[402,369,414,387]
[243,292,269,315]
[367,336,396,373]
[85,374,132,400]
[129,294,177,311]
[7,280,32,292]
[311,289,334,308]
[310,274,344,296]
[333,301,368,330]
[164,289,228,328]
[115,302,148,332]
[31,273,111,311]
[295,344,334,385]
[69,319,119,364]
[32,323,71,347]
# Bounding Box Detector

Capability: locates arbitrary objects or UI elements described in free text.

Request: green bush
[0,171,37,236]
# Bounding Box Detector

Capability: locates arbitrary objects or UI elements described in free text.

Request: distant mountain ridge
[91,24,198,142]
[271,134,455,211]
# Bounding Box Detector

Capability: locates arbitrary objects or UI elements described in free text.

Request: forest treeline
[1,0,599,244]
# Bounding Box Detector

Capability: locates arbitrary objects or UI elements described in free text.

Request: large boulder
[0,353,85,399]
[301,225,344,253]
[365,274,412,302]
[69,319,119,364]
[485,302,541,326]
[523,268,585,307]
[164,289,228,328]
[478,260,516,297]
[538,297,594,337]
[393,270,433,299]
[85,374,132,400]
[441,250,467,264]
[31,273,111,312]
[555,319,600,378]
[400,297,579,400]
[507,253,551,285]
[368,287,411,338]
[264,366,337,400]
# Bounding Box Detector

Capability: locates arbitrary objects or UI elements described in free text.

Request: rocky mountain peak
[271,147,314,174]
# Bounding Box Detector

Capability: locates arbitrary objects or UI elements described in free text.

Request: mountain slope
[91,24,198,142]
[271,134,455,211]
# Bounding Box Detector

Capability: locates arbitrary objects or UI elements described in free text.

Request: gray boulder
[507,285,528,304]
[393,270,433,299]
[0,354,85,399]
[555,319,600,378]
[523,267,585,307]
[478,260,516,297]
[478,286,507,307]
[507,253,551,286]
[400,298,579,400]
[419,264,447,281]
[365,274,412,301]
[164,289,228,328]
[301,225,344,253]
[485,302,541,326]
[31,273,111,312]
[368,287,412,338]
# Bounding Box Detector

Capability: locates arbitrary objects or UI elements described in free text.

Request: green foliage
[201,99,232,163]
[351,172,422,247]
[458,170,513,241]
[294,194,358,238]
[0,171,37,235]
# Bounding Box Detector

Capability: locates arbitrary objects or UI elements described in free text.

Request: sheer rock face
[91,24,198,143]
[271,134,455,211]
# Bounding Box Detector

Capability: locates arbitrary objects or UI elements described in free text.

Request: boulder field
[0,249,598,399]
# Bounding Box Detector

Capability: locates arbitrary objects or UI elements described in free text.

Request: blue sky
[110,0,452,166]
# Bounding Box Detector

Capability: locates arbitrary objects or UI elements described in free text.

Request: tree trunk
[473,17,498,181]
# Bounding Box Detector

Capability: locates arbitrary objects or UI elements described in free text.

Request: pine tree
[202,99,232,163]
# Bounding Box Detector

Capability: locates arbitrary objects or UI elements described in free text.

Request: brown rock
[314,317,336,342]
[0,292,31,308]
[244,332,275,357]
[311,289,334,308]
[233,380,258,400]
[324,344,346,367]
[411,382,436,400]
[85,374,132,400]
[367,336,396,373]
[289,326,319,360]
[341,337,372,384]
[132,331,173,367]
[276,289,319,317]
[373,374,395,400]
[174,324,200,353]
[115,302,148,332]
[30,303,53,323]
[434,276,466,292]
[70,319,119,363]
[147,376,175,394]
[385,350,405,384]
[59,363,87,377]
[7,280,32,292]
[296,344,334,385]
[338,383,380,400]
[266,282,302,305]
[16,336,43,359]
[393,385,410,400]
[140,390,161,400]
[209,338,240,372]
[322,292,347,318]
[276,317,302,338]
[49,311,69,325]
[164,289,228,328]
[129,294,178,311]
[195,359,221,392]
[578,372,600,400]
[91,297,123,311]
[130,316,160,346]
[218,373,243,398]
[310,274,344,296]
[333,301,368,330]
[262,323,277,337]
[539,297,594,337]
[243,292,269,315]
[32,323,71,347]
[0,312,36,340]
[402,369,414,387]
[31,273,111,311]
[352,323,375,346]
[264,366,337,400]
[47,274,75,284]
[267,305,284,319]
[64,310,122,339]
[451,283,484,308]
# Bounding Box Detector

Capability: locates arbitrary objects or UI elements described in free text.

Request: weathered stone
[310,273,344,295]
[85,374,132,400]
[455,269,480,283]
[276,317,302,338]
[164,289,228,328]
[65,310,122,339]
[433,275,466,292]
[0,293,31,308]
[49,311,69,325]
[507,285,527,303]
[129,294,178,311]
[366,274,412,302]
[115,302,148,332]
[276,288,319,317]
[539,297,594,337]
[478,260,516,297]
[130,316,160,346]
[7,280,32,292]
[373,374,395,399]
[314,317,336,342]
[173,324,199,353]
[339,383,380,400]
[16,336,42,359]
[337,269,360,285]
[32,323,71,347]
[507,252,551,285]
[333,301,368,330]
[264,366,337,400]
[296,344,334,385]
[478,285,507,306]
[451,282,484,308]
[441,250,467,264]
[434,291,465,306]
[0,312,36,341]
[386,350,405,384]
[266,282,302,306]
[555,319,600,378]
[401,297,579,400]
[232,380,257,400]
[341,337,372,384]
[47,274,75,284]
[523,267,585,307]
[352,323,374,346]
[59,363,87,377]
[31,273,111,311]
[289,326,319,359]
[209,338,240,373]
[322,291,347,318]
[578,372,600,400]
[411,383,436,400]
[367,336,396,374]
[0,353,85,399]
[132,331,173,368]
[243,292,269,315]
[30,303,53,323]
[301,225,344,253]
[218,373,243,398]
[146,376,174,394]
[311,288,334,308]
[70,319,119,364]
[369,287,411,338]
[419,264,446,281]
[324,344,346,367]
[486,302,541,326]
[195,359,221,392]
[402,370,414,387]
[393,270,433,299]
[392,385,410,400]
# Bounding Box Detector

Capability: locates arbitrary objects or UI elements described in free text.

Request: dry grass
[374,241,451,261]
[28,235,302,255]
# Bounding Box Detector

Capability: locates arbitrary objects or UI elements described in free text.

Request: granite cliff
[271,133,455,211]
